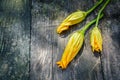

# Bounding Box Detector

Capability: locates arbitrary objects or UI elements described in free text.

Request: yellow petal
[57,11,87,34]
[56,31,84,69]
[90,27,102,52]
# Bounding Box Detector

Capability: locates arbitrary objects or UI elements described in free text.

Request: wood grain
[31,0,120,80]
[31,0,101,80]
[0,0,30,80]
[0,0,120,80]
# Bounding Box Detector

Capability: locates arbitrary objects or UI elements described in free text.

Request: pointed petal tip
[56,61,67,69]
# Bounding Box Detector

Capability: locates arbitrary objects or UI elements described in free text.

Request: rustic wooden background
[0,0,120,80]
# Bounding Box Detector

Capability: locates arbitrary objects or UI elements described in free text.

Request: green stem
[86,0,103,15]
[81,14,103,34]
[95,0,110,27]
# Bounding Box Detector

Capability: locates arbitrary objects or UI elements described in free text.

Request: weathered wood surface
[0,0,30,80]
[31,0,120,80]
[0,0,120,80]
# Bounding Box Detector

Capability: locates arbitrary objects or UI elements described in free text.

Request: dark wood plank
[0,0,30,80]
[31,1,53,80]
[1,0,120,80]
[31,0,105,80]
[101,19,120,80]
[100,0,120,80]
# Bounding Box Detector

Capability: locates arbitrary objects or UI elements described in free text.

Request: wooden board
[0,0,120,80]
[31,0,120,80]
[0,0,30,80]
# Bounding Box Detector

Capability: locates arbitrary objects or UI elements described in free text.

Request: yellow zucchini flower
[90,27,102,52]
[90,0,110,52]
[56,31,84,69]
[57,11,87,34]
[56,0,103,34]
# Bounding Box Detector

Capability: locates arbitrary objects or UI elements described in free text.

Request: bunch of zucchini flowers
[56,0,110,69]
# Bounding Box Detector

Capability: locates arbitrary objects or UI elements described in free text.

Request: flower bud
[90,27,102,52]
[57,10,87,34]
[56,31,84,69]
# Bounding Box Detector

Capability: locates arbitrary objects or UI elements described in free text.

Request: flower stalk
[81,14,103,34]
[86,0,103,15]
[95,0,110,27]
[90,0,111,52]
